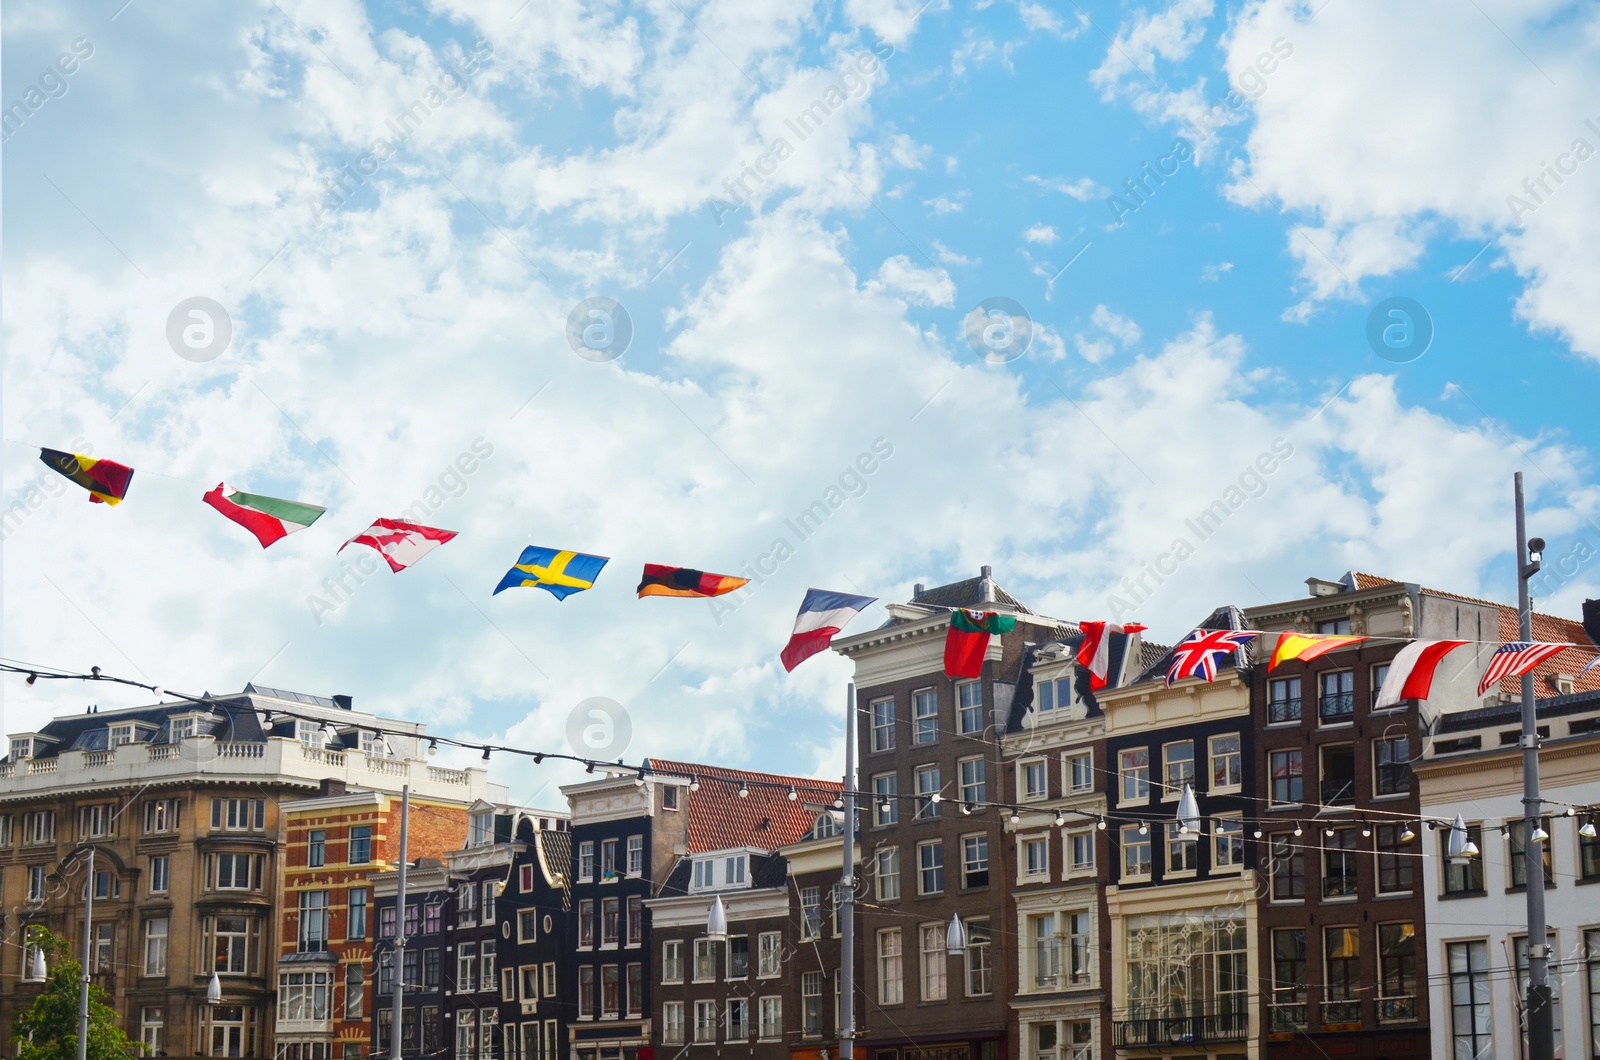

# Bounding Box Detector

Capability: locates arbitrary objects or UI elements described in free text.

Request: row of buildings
[4,568,1600,1060]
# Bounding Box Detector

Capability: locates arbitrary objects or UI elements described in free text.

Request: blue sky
[5,0,1598,800]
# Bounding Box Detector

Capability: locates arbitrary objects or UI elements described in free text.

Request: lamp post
[839,683,857,1060]
[76,846,95,1060]
[1515,471,1554,1060]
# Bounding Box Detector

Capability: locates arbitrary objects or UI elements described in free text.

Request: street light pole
[1516,471,1554,1060]
[839,682,857,1060]
[77,846,94,1060]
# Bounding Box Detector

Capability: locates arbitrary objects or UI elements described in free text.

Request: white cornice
[645,887,790,927]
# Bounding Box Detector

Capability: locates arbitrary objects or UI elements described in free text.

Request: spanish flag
[1268,631,1367,671]
[637,563,748,599]
[39,448,134,505]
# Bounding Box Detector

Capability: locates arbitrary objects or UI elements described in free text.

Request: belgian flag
[636,563,749,599]
[39,448,134,505]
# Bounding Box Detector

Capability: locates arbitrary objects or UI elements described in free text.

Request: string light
[787,786,798,801]
[738,782,750,799]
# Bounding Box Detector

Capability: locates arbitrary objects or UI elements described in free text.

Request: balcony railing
[1318,692,1355,721]
[1268,698,1302,723]
[1268,1003,1307,1032]
[1114,1012,1248,1047]
[1378,996,1417,1022]
[1321,779,1355,805]
[1322,1000,1361,1026]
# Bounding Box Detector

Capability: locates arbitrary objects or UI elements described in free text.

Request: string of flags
[31,446,1600,688]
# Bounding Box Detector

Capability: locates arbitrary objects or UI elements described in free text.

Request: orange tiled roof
[647,759,843,854]
[1347,572,1401,590]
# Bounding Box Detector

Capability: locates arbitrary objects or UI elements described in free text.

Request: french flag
[782,589,878,672]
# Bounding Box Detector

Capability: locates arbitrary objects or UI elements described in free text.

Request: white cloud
[932,240,978,266]
[1023,223,1058,244]
[1026,174,1103,201]
[924,195,964,214]
[1092,304,1142,346]
[1200,260,1234,281]
[1089,0,1214,94]
[869,254,957,307]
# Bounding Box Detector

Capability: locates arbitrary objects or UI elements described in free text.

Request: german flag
[637,563,749,599]
[39,448,134,505]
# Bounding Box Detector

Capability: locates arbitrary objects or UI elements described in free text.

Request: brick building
[371,857,451,1060]
[496,814,573,1060]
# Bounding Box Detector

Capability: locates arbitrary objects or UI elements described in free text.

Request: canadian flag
[1076,621,1148,690]
[339,518,458,572]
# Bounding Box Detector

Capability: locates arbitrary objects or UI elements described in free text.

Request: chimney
[913,583,926,599]
[1583,600,1600,647]
[319,778,347,797]
[332,694,354,710]
[980,565,995,605]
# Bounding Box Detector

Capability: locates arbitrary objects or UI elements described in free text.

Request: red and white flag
[1374,639,1470,709]
[1476,641,1569,696]
[1076,621,1148,690]
[340,518,458,572]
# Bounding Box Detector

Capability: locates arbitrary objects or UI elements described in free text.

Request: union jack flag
[1165,629,1257,687]
[1476,641,1569,696]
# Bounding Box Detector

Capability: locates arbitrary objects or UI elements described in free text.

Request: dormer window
[469,812,494,847]
[10,738,34,760]
[724,856,747,886]
[359,730,390,757]
[810,813,843,840]
[109,724,136,747]
[296,721,327,749]
[1036,675,1076,716]
[692,860,716,890]
[168,716,201,741]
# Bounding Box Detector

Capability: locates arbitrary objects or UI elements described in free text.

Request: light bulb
[1096,819,1107,831]
[1293,824,1303,837]
[1581,821,1597,840]
[1531,825,1550,843]
[689,777,700,792]
[738,783,749,799]
[787,787,798,801]
[1054,812,1065,828]
[1400,826,1416,843]
[1138,822,1148,836]
[427,738,438,756]
[1252,829,1263,839]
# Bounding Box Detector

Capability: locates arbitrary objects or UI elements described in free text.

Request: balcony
[1268,698,1302,724]
[1318,692,1355,722]
[1114,1012,1248,1048]
[1268,1003,1306,1033]
[1377,996,1417,1022]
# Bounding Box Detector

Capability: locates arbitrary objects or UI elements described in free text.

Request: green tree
[9,929,146,1060]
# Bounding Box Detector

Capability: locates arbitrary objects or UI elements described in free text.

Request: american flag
[1476,641,1569,696]
[1165,629,1257,688]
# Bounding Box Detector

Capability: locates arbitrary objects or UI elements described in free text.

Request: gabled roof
[647,759,843,854]
[655,850,790,898]
[910,575,1033,614]
[1134,605,1253,684]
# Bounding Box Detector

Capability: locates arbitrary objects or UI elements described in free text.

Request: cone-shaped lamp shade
[1445,814,1468,859]
[707,894,728,943]
[1176,784,1200,836]
[207,971,223,1005]
[28,947,46,982]
[946,914,967,952]
[1581,821,1598,840]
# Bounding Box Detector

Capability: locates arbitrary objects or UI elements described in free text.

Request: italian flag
[943,609,1017,678]
[204,483,327,548]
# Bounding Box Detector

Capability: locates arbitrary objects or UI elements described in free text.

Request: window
[140,1008,164,1056]
[627,896,643,946]
[308,830,326,868]
[578,900,595,947]
[1268,676,1302,723]
[455,1011,476,1060]
[693,860,716,890]
[1067,831,1095,875]
[663,939,684,983]
[959,756,987,804]
[1371,735,1411,797]
[914,764,941,819]
[1321,744,1356,804]
[543,963,555,997]
[601,839,618,880]
[961,833,989,888]
[694,938,717,980]
[1317,617,1352,635]
[1065,750,1093,793]
[1270,749,1303,804]
[79,803,114,839]
[210,798,265,832]
[802,971,824,1036]
[1370,661,1392,706]
[626,835,643,875]
[345,963,364,1019]
[875,847,900,901]
[1270,835,1304,900]
[578,967,594,1018]
[920,924,947,1001]
[728,936,749,979]
[1323,926,1361,1025]
[600,964,618,1017]
[405,949,421,989]
[1020,759,1047,801]
[208,1005,249,1058]
[1584,814,1600,879]
[628,962,644,1016]
[1030,913,1060,987]
[210,915,259,974]
[1120,825,1151,880]
[0,814,11,846]
[28,864,46,901]
[694,1000,717,1043]
[150,855,169,895]
[1036,675,1073,715]
[1213,817,1244,870]
[758,932,782,977]
[379,906,397,940]
[877,929,903,1004]
[1508,818,1554,889]
[23,810,56,844]
[917,841,944,895]
[662,1002,685,1045]
[1166,823,1196,873]
[144,918,168,975]
[1021,836,1049,880]
[957,680,984,734]
[1375,824,1413,893]
[726,997,748,1041]
[758,996,781,1040]
[1118,748,1149,803]
[298,891,329,952]
[481,940,496,988]
[1209,734,1241,791]
[1377,923,1417,1021]
[1447,940,1492,1058]
[144,799,178,833]
[349,826,372,864]
[870,697,896,751]
[1443,825,1485,894]
[1319,669,1355,722]
[1270,929,1307,1031]
[601,897,619,946]
[1585,931,1600,1054]
[872,773,899,827]
[577,841,594,880]
[1162,741,1194,797]
[793,884,821,939]
[723,855,746,886]
[456,943,477,993]
[212,852,261,891]
[965,920,992,996]
[913,689,938,744]
[424,902,442,934]
[480,1013,499,1060]
[92,923,113,971]
[1125,911,1247,1027]
[1322,829,1359,897]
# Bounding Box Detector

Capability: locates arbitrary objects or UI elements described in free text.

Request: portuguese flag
[944,609,1017,678]
[204,483,327,548]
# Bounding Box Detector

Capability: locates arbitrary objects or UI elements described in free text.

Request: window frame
[911,688,938,746]
[1118,748,1150,806]
[916,840,945,896]
[870,697,896,752]
[1119,825,1152,881]
[1208,733,1242,793]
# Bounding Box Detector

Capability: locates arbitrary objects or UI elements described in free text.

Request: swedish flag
[493,546,609,601]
